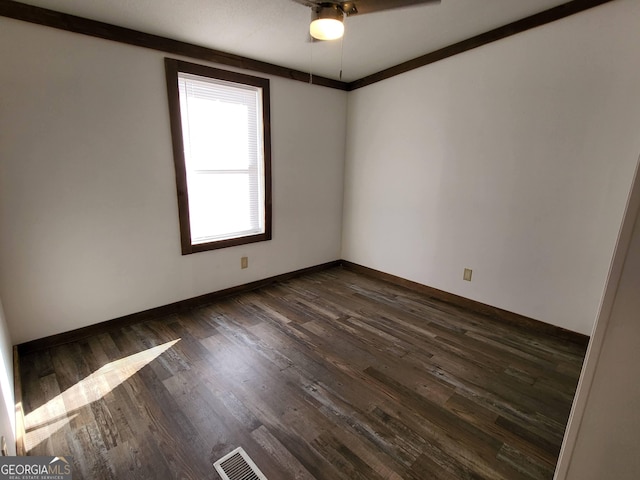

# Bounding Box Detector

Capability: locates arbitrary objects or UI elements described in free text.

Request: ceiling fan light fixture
[309,5,344,41]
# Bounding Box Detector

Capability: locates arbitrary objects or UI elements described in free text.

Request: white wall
[0,2,637,343]
[0,18,347,344]
[342,0,640,335]
[555,159,640,479]
[0,301,16,455]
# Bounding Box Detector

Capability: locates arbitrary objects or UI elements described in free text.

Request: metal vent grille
[213,447,268,480]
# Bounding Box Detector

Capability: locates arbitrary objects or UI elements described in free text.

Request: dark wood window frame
[165,58,272,255]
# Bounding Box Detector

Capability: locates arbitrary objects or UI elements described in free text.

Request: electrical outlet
[241,256,248,269]
[463,268,473,281]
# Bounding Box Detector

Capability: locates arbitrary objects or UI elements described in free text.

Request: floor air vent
[213,447,268,480]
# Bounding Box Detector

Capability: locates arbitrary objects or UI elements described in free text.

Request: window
[165,58,272,254]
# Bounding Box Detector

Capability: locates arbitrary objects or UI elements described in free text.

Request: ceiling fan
[293,0,441,41]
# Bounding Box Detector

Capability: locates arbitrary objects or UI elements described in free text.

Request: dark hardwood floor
[19,266,587,479]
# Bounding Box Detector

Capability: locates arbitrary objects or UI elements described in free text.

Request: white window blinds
[177,72,265,244]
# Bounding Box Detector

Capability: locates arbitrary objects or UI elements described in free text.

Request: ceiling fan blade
[292,0,336,8]
[290,0,322,8]
[349,0,440,15]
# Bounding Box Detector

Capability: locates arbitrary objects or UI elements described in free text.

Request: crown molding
[0,0,616,91]
[0,0,348,90]
[347,0,615,90]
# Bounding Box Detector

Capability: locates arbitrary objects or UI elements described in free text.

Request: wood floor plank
[18,266,586,479]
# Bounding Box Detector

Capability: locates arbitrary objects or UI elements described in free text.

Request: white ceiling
[18,0,574,82]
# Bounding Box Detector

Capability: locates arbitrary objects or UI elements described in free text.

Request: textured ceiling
[17,0,574,82]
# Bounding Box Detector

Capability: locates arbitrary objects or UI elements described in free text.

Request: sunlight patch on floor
[24,339,180,452]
